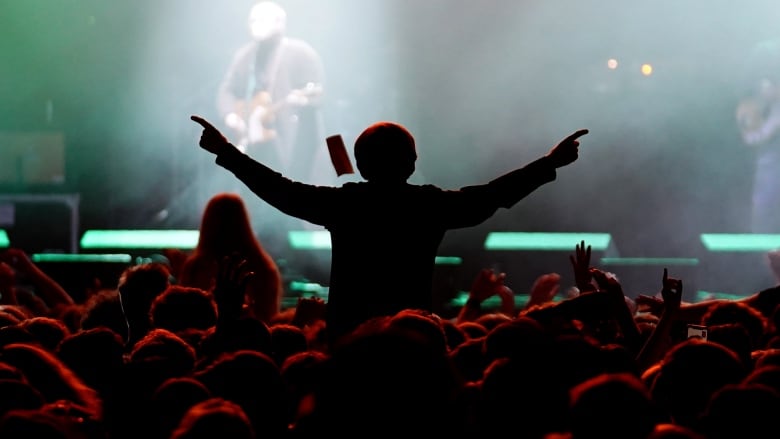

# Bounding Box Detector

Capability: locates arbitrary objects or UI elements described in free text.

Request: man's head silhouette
[354,122,417,183]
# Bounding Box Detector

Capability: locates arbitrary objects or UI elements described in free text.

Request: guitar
[233,82,323,149]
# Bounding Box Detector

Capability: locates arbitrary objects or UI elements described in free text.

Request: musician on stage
[736,40,780,234]
[217,1,326,183]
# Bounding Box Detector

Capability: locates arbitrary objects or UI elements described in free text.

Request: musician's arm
[288,41,325,108]
[737,98,780,146]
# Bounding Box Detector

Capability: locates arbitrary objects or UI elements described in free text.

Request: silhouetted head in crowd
[150,286,217,333]
[0,343,102,421]
[112,329,199,439]
[353,121,417,183]
[19,317,69,352]
[701,300,769,351]
[117,263,171,346]
[386,309,449,354]
[483,316,551,363]
[754,348,780,369]
[698,383,780,439]
[650,339,747,428]
[568,372,659,439]
[309,326,461,436]
[474,312,512,332]
[128,329,197,382]
[440,319,468,351]
[268,324,307,368]
[448,336,488,383]
[194,350,287,438]
[479,356,569,438]
[195,193,262,258]
[170,397,255,439]
[279,350,328,427]
[56,327,125,398]
[706,323,753,368]
[744,364,780,393]
[79,290,127,342]
[151,377,212,439]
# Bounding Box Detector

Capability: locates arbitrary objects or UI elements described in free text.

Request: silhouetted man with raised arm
[192,115,587,347]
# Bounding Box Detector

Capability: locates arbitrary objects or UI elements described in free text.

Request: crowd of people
[2,224,780,439]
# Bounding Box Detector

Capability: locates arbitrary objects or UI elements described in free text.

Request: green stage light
[434,256,462,265]
[0,230,8,248]
[700,233,780,252]
[80,230,199,250]
[32,253,132,263]
[449,291,563,308]
[484,232,611,251]
[695,290,745,302]
[600,257,699,266]
[288,230,331,250]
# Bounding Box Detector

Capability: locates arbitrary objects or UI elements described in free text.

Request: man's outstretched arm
[191,115,334,224]
[487,128,588,208]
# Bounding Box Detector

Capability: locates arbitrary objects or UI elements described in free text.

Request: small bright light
[607,58,618,69]
[641,63,653,76]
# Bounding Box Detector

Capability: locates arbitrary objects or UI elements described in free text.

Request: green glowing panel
[80,230,199,249]
[288,231,331,250]
[32,253,132,263]
[695,290,746,302]
[435,256,462,265]
[600,257,699,266]
[0,230,8,248]
[449,291,563,308]
[484,232,611,251]
[700,234,780,252]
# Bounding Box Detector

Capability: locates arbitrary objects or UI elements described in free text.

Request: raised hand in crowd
[590,267,642,351]
[636,268,684,369]
[523,272,561,310]
[214,253,254,332]
[456,268,515,323]
[0,248,74,311]
[660,268,683,313]
[570,239,594,293]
